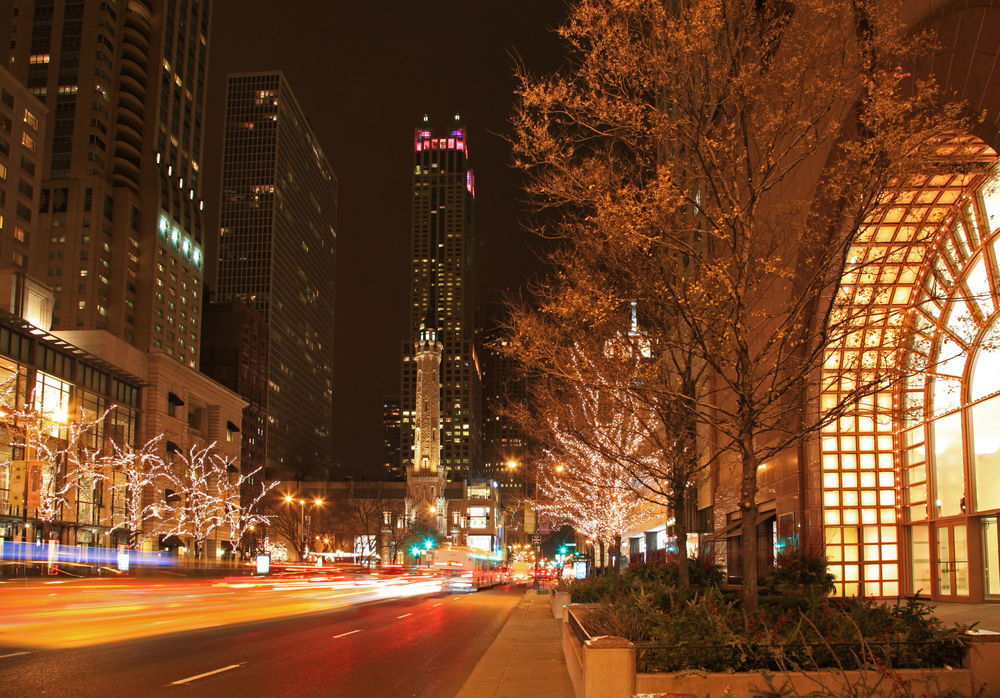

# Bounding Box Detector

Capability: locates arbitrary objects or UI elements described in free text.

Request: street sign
[532,535,541,545]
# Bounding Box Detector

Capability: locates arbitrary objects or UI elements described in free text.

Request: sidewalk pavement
[923,600,1000,633]
[455,587,575,698]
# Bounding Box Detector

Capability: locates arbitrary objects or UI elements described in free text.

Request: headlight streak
[0,573,450,650]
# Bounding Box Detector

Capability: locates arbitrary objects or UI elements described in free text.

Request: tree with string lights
[99,436,168,549]
[157,443,238,560]
[534,366,660,583]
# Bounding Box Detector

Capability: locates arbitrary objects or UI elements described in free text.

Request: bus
[430,546,503,592]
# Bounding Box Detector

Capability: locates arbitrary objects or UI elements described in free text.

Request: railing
[567,606,591,644]
[634,639,969,673]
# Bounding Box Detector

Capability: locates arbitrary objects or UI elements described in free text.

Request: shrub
[625,548,725,589]
[578,585,970,674]
[765,542,836,596]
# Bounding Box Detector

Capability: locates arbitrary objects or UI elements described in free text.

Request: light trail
[0,571,447,650]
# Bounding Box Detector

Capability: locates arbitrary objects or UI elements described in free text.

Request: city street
[0,575,525,698]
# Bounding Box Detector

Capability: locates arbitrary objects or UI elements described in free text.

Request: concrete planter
[550,590,572,619]
[561,605,1000,698]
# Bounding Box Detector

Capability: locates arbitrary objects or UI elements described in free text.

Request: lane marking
[171,663,244,685]
[397,613,412,618]
[0,651,30,659]
[432,603,442,607]
[333,630,361,639]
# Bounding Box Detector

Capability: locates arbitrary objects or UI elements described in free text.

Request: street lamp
[284,496,324,560]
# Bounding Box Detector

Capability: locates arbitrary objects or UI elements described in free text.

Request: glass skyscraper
[217,71,337,480]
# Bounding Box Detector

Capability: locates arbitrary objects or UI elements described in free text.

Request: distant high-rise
[381,394,401,475]
[8,0,211,364]
[400,116,480,478]
[199,298,269,483]
[216,72,337,481]
[478,293,526,492]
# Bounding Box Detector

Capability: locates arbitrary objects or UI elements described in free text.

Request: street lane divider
[333,630,361,639]
[171,662,244,685]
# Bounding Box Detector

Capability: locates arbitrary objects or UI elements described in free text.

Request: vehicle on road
[431,546,503,592]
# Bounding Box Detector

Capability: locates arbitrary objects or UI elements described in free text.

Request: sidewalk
[455,587,575,698]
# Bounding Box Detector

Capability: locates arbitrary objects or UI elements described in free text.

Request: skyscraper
[381,394,401,475]
[400,116,480,478]
[216,71,337,481]
[9,0,211,364]
[478,292,526,493]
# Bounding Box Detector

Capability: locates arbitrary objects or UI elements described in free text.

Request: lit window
[78,301,86,310]
[21,132,35,153]
[57,85,78,95]
[97,305,107,316]
[79,269,88,277]
[23,109,38,131]
[29,54,49,64]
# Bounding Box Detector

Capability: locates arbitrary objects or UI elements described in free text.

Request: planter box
[550,590,572,619]
[635,667,970,697]
[561,605,1000,698]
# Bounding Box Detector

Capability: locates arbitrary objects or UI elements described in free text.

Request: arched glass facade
[823,137,1000,600]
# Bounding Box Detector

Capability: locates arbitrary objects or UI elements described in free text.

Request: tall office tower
[0,66,52,326]
[477,293,526,495]
[381,394,401,475]
[8,0,211,364]
[199,298,269,485]
[216,72,337,481]
[400,115,481,479]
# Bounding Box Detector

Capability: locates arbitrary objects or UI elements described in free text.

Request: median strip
[333,630,361,638]
[171,663,244,685]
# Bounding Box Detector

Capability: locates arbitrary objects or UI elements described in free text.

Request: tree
[158,443,236,560]
[346,481,405,566]
[533,367,661,583]
[511,0,968,610]
[510,310,710,588]
[215,463,276,557]
[99,436,168,549]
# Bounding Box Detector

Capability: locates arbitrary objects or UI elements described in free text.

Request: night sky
[203,1,570,478]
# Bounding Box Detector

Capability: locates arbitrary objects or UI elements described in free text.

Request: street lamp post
[285,496,323,561]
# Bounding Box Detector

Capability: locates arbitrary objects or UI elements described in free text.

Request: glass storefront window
[985,518,1000,596]
[933,412,965,517]
[971,322,1000,403]
[973,395,1000,511]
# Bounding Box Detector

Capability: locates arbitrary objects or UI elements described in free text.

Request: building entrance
[935,522,970,600]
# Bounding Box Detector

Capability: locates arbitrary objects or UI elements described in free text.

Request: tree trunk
[675,488,690,590]
[740,443,760,613]
[598,538,605,575]
[613,533,622,585]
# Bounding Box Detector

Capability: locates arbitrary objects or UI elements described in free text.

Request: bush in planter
[564,574,620,603]
[624,548,725,589]
[582,583,968,673]
[765,541,836,597]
